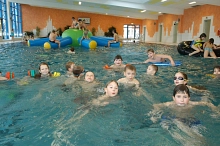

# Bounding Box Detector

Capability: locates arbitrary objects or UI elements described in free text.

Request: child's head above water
[73,65,84,77]
[70,47,75,52]
[213,66,220,75]
[39,62,50,76]
[174,72,188,86]
[147,49,155,58]
[66,61,75,72]
[173,84,190,106]
[104,80,119,97]
[114,55,123,66]
[147,64,158,75]
[84,71,95,82]
[124,64,136,80]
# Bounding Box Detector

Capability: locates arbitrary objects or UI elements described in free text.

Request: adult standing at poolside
[49,30,60,48]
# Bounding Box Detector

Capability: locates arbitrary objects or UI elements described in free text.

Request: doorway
[173,23,178,43]
[203,19,211,42]
[159,25,162,42]
[123,25,140,40]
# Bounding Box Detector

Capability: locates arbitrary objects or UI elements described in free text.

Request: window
[123,24,140,39]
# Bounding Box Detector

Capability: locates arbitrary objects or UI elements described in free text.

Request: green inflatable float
[62,29,93,47]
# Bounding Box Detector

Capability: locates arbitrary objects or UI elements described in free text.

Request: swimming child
[149,84,218,145]
[107,29,119,47]
[105,55,126,70]
[34,62,52,79]
[65,61,75,77]
[189,33,206,56]
[73,65,85,78]
[79,29,89,45]
[117,64,140,89]
[203,38,218,58]
[213,66,220,75]
[67,47,75,54]
[0,71,8,81]
[144,49,175,66]
[92,80,119,106]
[146,64,158,76]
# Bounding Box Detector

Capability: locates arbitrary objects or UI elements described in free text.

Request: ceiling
[9,0,220,20]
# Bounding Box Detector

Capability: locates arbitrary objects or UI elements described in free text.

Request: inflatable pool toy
[5,72,15,79]
[28,70,35,77]
[44,37,72,49]
[206,74,216,78]
[177,41,220,57]
[28,37,62,47]
[62,29,92,47]
[152,61,182,66]
[77,38,97,49]
[90,36,122,48]
[52,72,61,77]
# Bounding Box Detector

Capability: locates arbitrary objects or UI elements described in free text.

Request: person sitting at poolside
[104,55,126,71]
[0,71,8,81]
[49,30,60,48]
[67,47,75,54]
[189,33,206,56]
[146,64,158,76]
[107,29,119,47]
[34,62,52,79]
[117,64,140,90]
[79,29,89,45]
[69,17,78,29]
[203,38,218,59]
[144,49,175,66]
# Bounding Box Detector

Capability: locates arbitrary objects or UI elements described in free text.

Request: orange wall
[142,19,158,37]
[158,14,183,35]
[183,4,220,37]
[21,4,142,36]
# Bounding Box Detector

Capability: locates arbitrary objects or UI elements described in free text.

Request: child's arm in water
[189,101,219,112]
[156,54,175,66]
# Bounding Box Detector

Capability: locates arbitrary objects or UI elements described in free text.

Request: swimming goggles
[174,77,184,80]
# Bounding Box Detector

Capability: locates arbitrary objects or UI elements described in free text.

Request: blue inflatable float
[28,37,61,47]
[90,36,122,48]
[77,38,97,49]
[152,61,182,66]
[44,37,72,49]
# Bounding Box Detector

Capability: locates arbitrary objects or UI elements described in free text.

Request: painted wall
[142,4,220,44]
[21,4,142,37]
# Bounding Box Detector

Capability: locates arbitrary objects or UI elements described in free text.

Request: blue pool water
[0,42,220,146]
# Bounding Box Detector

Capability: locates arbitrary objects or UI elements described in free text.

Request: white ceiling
[9,0,220,20]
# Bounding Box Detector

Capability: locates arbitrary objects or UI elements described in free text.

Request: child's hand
[171,62,176,66]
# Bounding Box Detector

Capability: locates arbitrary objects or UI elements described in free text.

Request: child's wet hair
[209,38,214,44]
[199,33,206,38]
[214,66,220,70]
[105,80,118,88]
[114,55,123,61]
[147,49,154,53]
[70,47,75,52]
[173,84,190,97]
[66,61,74,70]
[124,64,136,72]
[180,72,188,80]
[150,64,158,73]
[39,62,49,70]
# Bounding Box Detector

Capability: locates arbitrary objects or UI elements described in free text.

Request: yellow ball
[44,42,51,49]
[89,40,97,49]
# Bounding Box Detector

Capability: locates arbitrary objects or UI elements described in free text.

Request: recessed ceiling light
[131,23,133,24]
[79,1,81,5]
[106,13,108,15]
[141,10,146,13]
[158,12,162,14]
[161,0,167,2]
[127,16,130,17]
[189,1,196,4]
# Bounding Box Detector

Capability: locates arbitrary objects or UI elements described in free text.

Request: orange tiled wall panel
[142,19,158,37]
[21,4,142,36]
[183,5,220,37]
